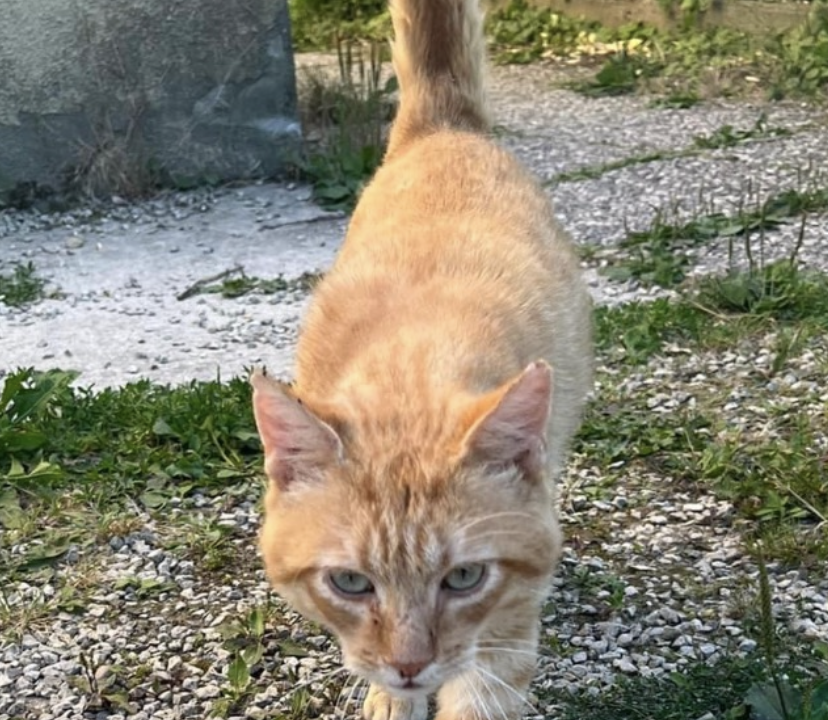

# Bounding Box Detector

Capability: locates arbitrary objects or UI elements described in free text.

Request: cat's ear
[460,361,552,478]
[251,369,343,491]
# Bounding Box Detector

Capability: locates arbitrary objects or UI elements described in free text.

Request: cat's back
[338,130,568,278]
[296,129,591,409]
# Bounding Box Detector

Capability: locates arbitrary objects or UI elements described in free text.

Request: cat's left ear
[250,369,344,491]
[460,361,552,478]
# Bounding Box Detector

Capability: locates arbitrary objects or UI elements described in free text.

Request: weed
[550,114,791,187]
[487,0,828,100]
[176,266,321,301]
[0,368,262,578]
[593,298,708,363]
[222,271,321,298]
[0,263,47,307]
[649,92,701,108]
[696,422,828,537]
[568,564,628,610]
[569,52,654,97]
[549,150,677,186]
[731,546,828,720]
[72,652,138,714]
[602,185,828,289]
[216,606,270,712]
[772,4,828,97]
[113,576,178,599]
[541,655,768,720]
[295,38,395,210]
[602,207,725,287]
[575,395,711,471]
[289,0,389,50]
[692,113,792,150]
[697,260,828,321]
[485,0,596,64]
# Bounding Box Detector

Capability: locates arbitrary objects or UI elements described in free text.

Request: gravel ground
[1,60,827,720]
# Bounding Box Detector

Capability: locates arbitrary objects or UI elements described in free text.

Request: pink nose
[391,660,429,679]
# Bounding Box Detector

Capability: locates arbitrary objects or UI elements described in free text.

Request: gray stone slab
[0,0,299,194]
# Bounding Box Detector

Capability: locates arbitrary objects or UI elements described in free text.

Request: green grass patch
[289,0,390,50]
[648,92,702,108]
[489,1,828,100]
[544,648,828,720]
[292,0,828,100]
[545,656,765,720]
[179,269,322,300]
[0,263,47,307]
[486,0,602,64]
[692,118,792,150]
[601,186,828,289]
[294,39,396,211]
[0,368,262,575]
[586,258,828,562]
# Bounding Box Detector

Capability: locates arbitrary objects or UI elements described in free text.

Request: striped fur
[253,0,593,718]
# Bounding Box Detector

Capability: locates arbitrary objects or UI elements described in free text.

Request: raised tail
[387,0,490,156]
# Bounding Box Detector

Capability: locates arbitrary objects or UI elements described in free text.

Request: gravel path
[1,60,827,720]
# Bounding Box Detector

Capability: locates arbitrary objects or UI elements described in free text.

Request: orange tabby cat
[251,0,593,718]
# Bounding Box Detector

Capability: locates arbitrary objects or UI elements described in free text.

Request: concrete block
[0,0,300,195]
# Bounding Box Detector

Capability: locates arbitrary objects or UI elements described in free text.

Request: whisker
[473,663,538,713]
[461,529,545,542]
[476,638,536,646]
[464,672,488,720]
[334,671,362,719]
[473,668,511,720]
[287,665,348,697]
[455,511,539,537]
[341,674,367,718]
[476,646,537,658]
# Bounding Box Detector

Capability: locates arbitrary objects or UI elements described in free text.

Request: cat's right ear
[250,369,343,491]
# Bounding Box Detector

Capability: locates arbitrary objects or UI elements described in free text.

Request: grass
[598,184,828,289]
[582,244,828,565]
[294,38,395,211]
[0,369,262,578]
[180,268,323,300]
[548,113,792,187]
[0,263,47,307]
[545,655,766,720]
[3,245,826,578]
[489,1,828,100]
[291,0,828,101]
[542,648,828,720]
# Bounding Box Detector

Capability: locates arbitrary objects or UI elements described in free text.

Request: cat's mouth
[387,680,433,699]
[384,673,443,698]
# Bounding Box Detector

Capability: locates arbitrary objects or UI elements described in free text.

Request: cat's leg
[434,645,537,720]
[363,684,429,720]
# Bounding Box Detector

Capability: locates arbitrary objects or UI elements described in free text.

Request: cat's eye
[442,563,486,593]
[329,570,375,596]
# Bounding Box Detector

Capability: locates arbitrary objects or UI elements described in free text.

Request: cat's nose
[391,659,429,679]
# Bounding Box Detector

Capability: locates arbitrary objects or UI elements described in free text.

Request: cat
[251,0,593,718]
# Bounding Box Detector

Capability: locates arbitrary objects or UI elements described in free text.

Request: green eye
[329,570,374,596]
[443,563,486,592]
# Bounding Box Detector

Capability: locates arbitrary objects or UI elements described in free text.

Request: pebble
[2,62,828,720]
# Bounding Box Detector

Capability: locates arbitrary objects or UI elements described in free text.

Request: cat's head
[251,362,561,697]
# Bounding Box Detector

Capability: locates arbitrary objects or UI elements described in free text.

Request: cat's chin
[382,682,436,700]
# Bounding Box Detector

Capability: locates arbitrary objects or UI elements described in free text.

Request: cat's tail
[386,0,490,157]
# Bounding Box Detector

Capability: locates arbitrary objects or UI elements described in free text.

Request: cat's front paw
[363,684,428,720]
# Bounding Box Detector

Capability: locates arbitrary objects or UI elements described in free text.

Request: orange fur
[252,0,593,718]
